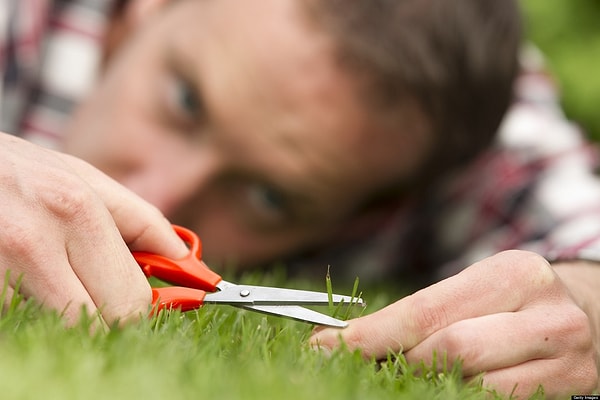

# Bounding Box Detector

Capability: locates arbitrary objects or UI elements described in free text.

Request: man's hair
[304,0,523,189]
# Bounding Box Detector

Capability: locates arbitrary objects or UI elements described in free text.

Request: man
[1,0,598,397]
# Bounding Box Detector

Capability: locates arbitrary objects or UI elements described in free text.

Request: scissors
[132,225,363,328]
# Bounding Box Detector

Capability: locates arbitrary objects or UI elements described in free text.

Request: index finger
[310,250,558,359]
[61,153,189,258]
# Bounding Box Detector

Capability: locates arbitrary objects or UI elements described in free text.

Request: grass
[0,272,532,400]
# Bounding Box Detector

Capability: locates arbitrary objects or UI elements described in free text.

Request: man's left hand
[310,250,599,398]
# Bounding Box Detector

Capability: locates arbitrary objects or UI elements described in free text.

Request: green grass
[0,273,530,400]
[520,0,600,141]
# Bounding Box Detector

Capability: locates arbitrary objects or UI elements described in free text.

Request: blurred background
[521,0,600,141]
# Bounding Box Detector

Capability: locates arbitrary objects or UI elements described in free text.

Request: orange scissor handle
[132,225,222,313]
[133,225,222,291]
[151,287,207,314]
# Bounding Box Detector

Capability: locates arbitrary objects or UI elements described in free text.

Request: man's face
[64,0,429,269]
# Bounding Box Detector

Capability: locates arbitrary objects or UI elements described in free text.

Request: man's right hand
[0,132,188,325]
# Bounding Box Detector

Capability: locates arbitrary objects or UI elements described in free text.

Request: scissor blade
[236,304,348,328]
[206,284,364,306]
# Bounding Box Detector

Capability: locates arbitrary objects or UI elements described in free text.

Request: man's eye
[167,75,202,122]
[247,184,289,224]
[175,78,200,116]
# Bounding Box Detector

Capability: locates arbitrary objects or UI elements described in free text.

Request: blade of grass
[343,276,364,320]
[325,265,334,314]
[325,271,364,321]
[0,269,10,316]
[0,270,26,318]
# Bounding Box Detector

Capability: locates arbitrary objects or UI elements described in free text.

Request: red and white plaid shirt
[430,46,600,279]
[2,2,600,285]
[0,0,113,148]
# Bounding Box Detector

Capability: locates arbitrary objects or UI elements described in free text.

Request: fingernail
[310,342,332,357]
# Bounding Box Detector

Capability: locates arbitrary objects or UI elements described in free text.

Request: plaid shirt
[430,46,600,279]
[2,2,600,285]
[0,0,113,148]
[293,46,600,285]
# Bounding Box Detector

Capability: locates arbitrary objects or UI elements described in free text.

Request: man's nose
[120,149,222,216]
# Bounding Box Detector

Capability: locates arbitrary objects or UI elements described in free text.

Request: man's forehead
[171,0,430,209]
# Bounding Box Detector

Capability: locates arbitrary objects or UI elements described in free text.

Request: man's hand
[310,250,599,398]
[0,133,188,325]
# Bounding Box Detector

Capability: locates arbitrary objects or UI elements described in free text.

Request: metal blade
[235,304,348,328]
[207,284,364,306]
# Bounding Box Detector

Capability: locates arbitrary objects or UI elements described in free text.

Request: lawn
[0,273,538,400]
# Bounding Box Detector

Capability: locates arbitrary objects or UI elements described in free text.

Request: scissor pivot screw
[239,289,251,297]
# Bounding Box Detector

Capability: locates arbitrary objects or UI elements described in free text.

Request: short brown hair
[304,0,522,188]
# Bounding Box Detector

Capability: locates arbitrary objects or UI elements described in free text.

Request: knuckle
[38,177,97,221]
[406,293,449,337]
[144,202,165,221]
[339,315,388,357]
[496,250,556,290]
[437,325,468,357]
[0,222,43,269]
[434,320,483,367]
[550,304,597,392]
[0,223,35,257]
[129,218,167,245]
[343,325,368,351]
[561,304,593,349]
